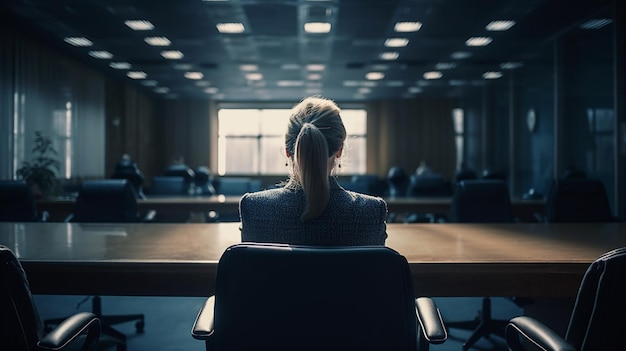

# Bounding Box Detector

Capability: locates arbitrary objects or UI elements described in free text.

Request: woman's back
[240,179,387,246]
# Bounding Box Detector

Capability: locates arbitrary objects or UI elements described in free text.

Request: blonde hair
[286,96,346,221]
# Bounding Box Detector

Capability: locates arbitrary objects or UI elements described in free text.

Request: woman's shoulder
[335,188,387,211]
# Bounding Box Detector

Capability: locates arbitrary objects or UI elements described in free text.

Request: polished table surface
[1,222,623,298]
[37,195,544,222]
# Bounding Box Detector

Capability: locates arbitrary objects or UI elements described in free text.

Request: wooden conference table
[1,222,623,298]
[37,195,544,222]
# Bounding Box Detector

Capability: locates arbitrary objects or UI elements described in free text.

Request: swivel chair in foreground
[192,243,448,351]
[506,247,626,350]
[1,245,101,351]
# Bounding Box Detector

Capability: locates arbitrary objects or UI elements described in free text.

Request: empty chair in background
[0,180,46,222]
[445,179,518,351]
[191,243,448,351]
[406,173,451,197]
[149,176,189,196]
[387,166,410,197]
[49,179,148,350]
[110,154,146,199]
[544,177,616,222]
[215,177,253,196]
[194,166,216,196]
[164,156,196,194]
[0,245,101,351]
[506,247,626,351]
[452,162,478,189]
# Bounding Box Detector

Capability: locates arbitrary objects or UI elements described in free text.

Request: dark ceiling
[0,0,615,102]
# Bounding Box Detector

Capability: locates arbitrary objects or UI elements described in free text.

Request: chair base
[43,296,144,351]
[446,297,508,351]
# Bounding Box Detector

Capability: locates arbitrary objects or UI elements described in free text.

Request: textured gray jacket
[239,178,387,246]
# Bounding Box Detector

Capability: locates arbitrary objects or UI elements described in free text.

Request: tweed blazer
[239,178,387,246]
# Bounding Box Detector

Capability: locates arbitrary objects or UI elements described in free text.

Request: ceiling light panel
[394,22,422,32]
[483,71,502,79]
[380,52,399,60]
[127,71,147,79]
[384,38,409,47]
[145,37,171,46]
[161,50,184,59]
[466,37,492,46]
[423,71,442,80]
[64,37,93,47]
[304,22,332,33]
[216,23,245,33]
[240,64,258,71]
[110,62,131,69]
[366,72,384,80]
[486,20,515,31]
[184,72,204,80]
[580,18,613,29]
[88,51,113,59]
[124,20,154,30]
[306,64,325,71]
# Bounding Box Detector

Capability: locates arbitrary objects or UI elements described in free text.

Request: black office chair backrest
[111,162,145,199]
[407,174,451,197]
[0,180,39,222]
[150,176,188,196]
[215,177,253,195]
[73,179,138,222]
[211,243,419,350]
[546,178,614,222]
[0,245,43,350]
[449,179,514,223]
[387,166,410,197]
[564,247,626,350]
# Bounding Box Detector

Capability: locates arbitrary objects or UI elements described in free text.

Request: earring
[338,163,341,169]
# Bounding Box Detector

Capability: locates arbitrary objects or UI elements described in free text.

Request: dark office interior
[1,0,625,350]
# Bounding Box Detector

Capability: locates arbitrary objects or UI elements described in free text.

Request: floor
[34,295,522,351]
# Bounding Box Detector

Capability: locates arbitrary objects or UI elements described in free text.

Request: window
[218,108,367,175]
[452,108,464,169]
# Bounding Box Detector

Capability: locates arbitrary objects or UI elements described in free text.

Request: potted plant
[16,131,61,198]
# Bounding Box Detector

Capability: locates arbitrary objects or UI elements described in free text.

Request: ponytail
[294,123,330,221]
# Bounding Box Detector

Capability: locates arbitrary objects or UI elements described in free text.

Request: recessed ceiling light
[304,22,331,33]
[435,62,457,70]
[358,87,371,94]
[306,64,325,71]
[64,37,93,47]
[277,80,304,87]
[216,23,245,33]
[451,51,472,59]
[144,37,171,46]
[240,64,258,71]
[161,50,184,59]
[423,71,442,80]
[486,20,515,31]
[408,87,423,93]
[124,20,154,31]
[580,18,613,29]
[500,62,524,69]
[127,71,147,79]
[281,63,300,70]
[343,81,359,87]
[204,87,219,94]
[394,22,422,32]
[466,37,492,46]
[88,51,113,59]
[361,81,377,87]
[483,71,503,79]
[246,73,263,81]
[384,38,409,47]
[142,80,158,86]
[195,81,210,87]
[308,73,322,80]
[365,72,384,80]
[380,52,399,60]
[109,62,131,69]
[154,87,169,94]
[184,71,204,80]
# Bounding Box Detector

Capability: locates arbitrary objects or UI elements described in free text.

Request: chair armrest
[192,296,215,340]
[38,312,101,351]
[505,316,575,351]
[415,297,447,344]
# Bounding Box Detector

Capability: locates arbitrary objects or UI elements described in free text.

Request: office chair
[47,179,147,351]
[505,247,626,350]
[407,173,451,197]
[110,159,146,199]
[544,178,616,222]
[163,164,196,193]
[194,166,216,195]
[149,176,189,196]
[0,245,101,351]
[387,166,410,197]
[0,179,47,222]
[446,180,519,350]
[192,243,448,351]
